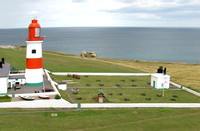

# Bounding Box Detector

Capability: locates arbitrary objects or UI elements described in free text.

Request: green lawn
[0,95,11,102]
[71,88,200,103]
[0,108,200,131]
[50,75,151,87]
[0,47,141,73]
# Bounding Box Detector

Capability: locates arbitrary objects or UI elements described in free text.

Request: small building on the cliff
[151,73,170,89]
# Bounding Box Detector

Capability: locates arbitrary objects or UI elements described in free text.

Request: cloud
[72,0,87,3]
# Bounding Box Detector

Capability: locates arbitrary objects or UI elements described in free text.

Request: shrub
[145,97,151,100]
[76,97,82,100]
[117,93,123,96]
[54,94,61,99]
[170,98,176,101]
[86,83,91,86]
[108,93,113,95]
[124,98,130,101]
[141,93,146,96]
[72,91,78,94]
[157,94,162,97]
[173,95,178,98]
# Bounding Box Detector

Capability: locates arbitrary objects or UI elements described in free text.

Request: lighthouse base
[25,68,43,86]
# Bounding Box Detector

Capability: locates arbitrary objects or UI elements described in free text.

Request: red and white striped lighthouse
[25,19,43,85]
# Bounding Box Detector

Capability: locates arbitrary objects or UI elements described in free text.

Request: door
[153,81,155,88]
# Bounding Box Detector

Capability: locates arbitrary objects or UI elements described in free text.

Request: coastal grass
[0,47,141,73]
[0,108,200,130]
[50,75,151,87]
[71,88,200,103]
[56,87,74,103]
[0,95,11,102]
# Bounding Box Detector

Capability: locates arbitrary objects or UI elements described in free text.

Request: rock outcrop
[80,51,97,58]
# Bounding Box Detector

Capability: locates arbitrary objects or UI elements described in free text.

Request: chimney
[1,58,4,64]
[164,68,166,75]
[0,62,2,68]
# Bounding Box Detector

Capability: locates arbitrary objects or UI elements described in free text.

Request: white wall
[0,77,8,94]
[58,84,67,90]
[26,41,42,58]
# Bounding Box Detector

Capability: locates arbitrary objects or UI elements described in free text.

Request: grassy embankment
[0,108,200,130]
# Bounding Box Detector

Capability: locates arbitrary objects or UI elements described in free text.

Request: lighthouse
[25,19,43,85]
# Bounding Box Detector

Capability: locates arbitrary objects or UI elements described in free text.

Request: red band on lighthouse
[26,58,42,69]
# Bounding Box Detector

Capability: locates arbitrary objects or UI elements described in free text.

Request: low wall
[80,103,200,108]
[44,69,60,96]
[170,81,200,97]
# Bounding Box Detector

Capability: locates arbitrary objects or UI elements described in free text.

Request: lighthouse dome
[27,19,42,41]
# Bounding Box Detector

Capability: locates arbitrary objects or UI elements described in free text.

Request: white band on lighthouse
[25,68,43,85]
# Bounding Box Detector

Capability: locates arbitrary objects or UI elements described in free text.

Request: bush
[170,98,176,101]
[76,97,82,100]
[116,84,120,87]
[157,94,162,97]
[173,95,178,98]
[86,83,91,86]
[117,93,123,96]
[72,91,78,94]
[54,94,61,99]
[140,93,146,96]
[108,93,113,95]
[145,97,151,100]
[124,98,130,101]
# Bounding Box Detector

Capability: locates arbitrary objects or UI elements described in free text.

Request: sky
[0,0,200,28]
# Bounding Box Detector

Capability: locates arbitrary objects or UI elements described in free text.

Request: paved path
[52,72,151,76]
[66,88,77,103]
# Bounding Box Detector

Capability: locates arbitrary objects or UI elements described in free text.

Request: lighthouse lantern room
[25,19,43,85]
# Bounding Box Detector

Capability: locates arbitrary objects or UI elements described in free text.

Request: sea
[0,27,200,64]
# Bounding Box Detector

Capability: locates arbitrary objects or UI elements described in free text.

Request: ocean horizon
[0,27,200,64]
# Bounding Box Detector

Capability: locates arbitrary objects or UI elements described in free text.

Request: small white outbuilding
[151,73,170,89]
[58,82,67,90]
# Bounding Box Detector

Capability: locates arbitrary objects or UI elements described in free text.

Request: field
[0,108,200,131]
[71,88,200,103]
[1,47,200,92]
[50,75,151,87]
[0,47,200,130]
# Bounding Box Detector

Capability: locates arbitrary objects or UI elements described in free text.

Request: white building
[0,61,10,95]
[58,82,67,90]
[151,73,170,89]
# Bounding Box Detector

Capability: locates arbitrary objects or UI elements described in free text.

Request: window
[32,49,36,54]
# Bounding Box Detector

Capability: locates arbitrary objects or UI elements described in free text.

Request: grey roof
[9,75,25,79]
[58,82,66,84]
[0,62,10,77]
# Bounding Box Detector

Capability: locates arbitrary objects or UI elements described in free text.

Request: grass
[0,108,200,130]
[0,95,11,102]
[71,88,200,103]
[56,87,74,103]
[1,47,200,92]
[50,75,151,87]
[99,58,200,92]
[0,47,141,73]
